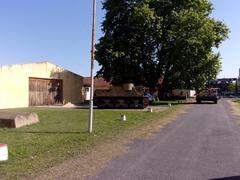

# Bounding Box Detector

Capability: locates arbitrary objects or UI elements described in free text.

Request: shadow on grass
[195,102,218,105]
[8,131,88,135]
[152,101,196,106]
[233,99,240,103]
[152,100,222,106]
[210,176,240,180]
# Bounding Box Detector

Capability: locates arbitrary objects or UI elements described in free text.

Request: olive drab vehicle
[94,83,149,109]
[196,88,220,104]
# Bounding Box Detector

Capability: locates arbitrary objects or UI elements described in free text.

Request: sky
[0,0,239,78]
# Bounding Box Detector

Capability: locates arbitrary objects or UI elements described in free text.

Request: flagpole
[88,0,96,133]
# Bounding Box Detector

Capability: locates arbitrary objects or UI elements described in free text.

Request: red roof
[83,77,111,88]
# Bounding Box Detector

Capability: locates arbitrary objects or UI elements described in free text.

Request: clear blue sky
[0,0,239,78]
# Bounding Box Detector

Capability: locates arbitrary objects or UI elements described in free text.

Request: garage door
[29,77,63,106]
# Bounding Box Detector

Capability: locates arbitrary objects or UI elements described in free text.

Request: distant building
[0,62,84,109]
[239,68,240,79]
[207,78,237,93]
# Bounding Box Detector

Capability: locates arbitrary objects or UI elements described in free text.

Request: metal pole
[236,79,238,94]
[88,0,96,133]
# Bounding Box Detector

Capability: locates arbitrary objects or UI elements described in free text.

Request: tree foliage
[95,0,229,94]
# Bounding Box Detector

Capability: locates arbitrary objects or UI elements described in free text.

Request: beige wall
[0,62,83,109]
[172,89,196,98]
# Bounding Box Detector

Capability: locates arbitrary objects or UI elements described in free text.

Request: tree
[95,0,229,97]
[153,0,228,94]
[96,0,162,90]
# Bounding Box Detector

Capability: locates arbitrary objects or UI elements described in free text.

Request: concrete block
[0,112,39,128]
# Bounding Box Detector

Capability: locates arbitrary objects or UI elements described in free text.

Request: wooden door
[29,78,63,106]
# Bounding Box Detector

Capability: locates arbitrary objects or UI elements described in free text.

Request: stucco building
[0,62,84,109]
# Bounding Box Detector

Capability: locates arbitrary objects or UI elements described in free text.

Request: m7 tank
[94,83,149,109]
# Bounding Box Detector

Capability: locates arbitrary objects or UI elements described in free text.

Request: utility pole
[236,79,238,94]
[88,0,96,133]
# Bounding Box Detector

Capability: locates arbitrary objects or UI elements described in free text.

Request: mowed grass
[0,106,180,179]
[234,99,240,104]
[152,99,188,106]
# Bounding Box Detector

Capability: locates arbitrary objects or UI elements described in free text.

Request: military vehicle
[94,83,149,109]
[196,88,219,104]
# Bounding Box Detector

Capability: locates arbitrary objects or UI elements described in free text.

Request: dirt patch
[229,100,240,116]
[228,100,240,124]
[34,105,190,180]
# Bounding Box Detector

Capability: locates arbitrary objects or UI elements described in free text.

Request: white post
[88,0,96,133]
[121,114,126,121]
[148,107,153,112]
[0,144,8,161]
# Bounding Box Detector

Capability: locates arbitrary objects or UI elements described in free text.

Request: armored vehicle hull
[94,83,149,109]
[94,96,149,109]
[196,88,219,104]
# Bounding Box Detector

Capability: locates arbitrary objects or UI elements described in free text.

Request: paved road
[89,99,240,180]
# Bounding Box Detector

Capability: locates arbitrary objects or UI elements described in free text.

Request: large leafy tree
[96,0,162,89]
[95,0,229,95]
[152,0,228,94]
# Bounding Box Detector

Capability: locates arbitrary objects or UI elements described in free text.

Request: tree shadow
[152,101,196,106]
[210,176,240,180]
[8,130,88,135]
[181,102,198,105]
[195,102,218,105]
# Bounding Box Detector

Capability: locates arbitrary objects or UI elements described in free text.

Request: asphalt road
[89,99,240,180]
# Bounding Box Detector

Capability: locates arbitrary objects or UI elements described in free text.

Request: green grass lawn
[152,99,188,106]
[233,99,240,104]
[0,106,181,179]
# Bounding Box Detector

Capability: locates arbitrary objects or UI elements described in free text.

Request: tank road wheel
[129,99,140,108]
[101,99,114,109]
[138,103,144,109]
[196,99,201,104]
[143,98,149,108]
[115,99,128,109]
[94,99,103,109]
